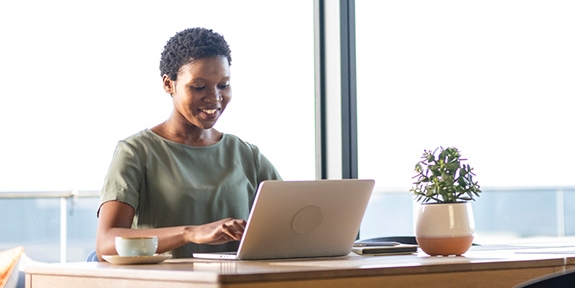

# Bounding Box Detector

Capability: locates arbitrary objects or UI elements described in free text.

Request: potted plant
[410,146,481,256]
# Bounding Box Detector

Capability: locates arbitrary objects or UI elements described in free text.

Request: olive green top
[100,129,281,258]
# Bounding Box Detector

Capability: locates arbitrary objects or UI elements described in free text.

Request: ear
[162,75,174,95]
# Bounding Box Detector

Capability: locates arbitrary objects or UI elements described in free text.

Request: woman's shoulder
[221,133,258,150]
[114,129,172,154]
[121,129,159,145]
[220,134,269,163]
[118,130,260,154]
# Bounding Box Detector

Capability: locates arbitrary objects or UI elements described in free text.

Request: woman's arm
[95,201,245,261]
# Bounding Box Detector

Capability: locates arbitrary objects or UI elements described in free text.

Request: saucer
[102,254,172,265]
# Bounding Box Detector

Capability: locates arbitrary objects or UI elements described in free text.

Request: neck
[152,119,221,146]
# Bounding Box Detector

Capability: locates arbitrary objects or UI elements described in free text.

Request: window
[0,0,315,191]
[356,0,575,242]
[0,0,315,262]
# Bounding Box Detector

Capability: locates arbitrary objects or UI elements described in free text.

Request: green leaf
[410,146,481,203]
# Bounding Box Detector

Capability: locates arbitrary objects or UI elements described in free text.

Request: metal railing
[360,186,575,242]
[0,190,99,263]
[2,186,574,262]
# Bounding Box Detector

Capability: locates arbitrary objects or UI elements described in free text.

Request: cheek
[173,95,195,113]
[222,92,232,105]
[221,99,230,112]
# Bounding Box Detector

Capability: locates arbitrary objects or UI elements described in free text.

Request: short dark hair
[159,27,232,80]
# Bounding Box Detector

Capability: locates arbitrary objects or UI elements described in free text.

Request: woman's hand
[97,201,247,260]
[189,218,247,245]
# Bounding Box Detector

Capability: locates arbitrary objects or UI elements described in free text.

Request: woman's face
[163,56,231,130]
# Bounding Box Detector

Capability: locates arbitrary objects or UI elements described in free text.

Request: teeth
[203,109,217,114]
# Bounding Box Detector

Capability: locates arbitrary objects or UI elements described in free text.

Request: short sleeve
[98,141,143,215]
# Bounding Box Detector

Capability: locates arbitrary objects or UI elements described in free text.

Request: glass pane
[0,196,99,262]
[356,0,575,243]
[0,0,314,262]
[0,0,315,192]
[0,199,60,260]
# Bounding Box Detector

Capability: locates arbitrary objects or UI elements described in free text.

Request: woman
[95,27,281,260]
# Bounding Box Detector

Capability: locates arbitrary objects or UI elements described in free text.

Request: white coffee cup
[115,236,158,257]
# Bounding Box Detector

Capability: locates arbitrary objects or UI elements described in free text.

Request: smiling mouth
[202,108,218,115]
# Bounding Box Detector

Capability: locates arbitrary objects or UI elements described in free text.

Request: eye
[191,86,205,91]
[218,83,230,89]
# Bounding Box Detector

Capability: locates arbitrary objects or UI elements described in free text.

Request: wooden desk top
[25,247,575,288]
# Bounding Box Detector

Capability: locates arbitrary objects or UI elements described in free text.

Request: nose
[203,88,222,103]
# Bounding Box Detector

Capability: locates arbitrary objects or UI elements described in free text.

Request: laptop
[192,179,375,260]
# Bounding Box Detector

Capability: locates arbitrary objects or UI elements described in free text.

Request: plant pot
[415,202,475,256]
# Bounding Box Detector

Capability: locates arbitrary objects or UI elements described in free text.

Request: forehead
[177,56,230,80]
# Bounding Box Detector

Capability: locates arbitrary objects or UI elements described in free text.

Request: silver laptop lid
[236,179,375,260]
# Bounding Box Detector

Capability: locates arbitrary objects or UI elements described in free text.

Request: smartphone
[353,241,401,247]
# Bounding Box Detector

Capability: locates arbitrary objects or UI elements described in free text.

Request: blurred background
[1,0,573,262]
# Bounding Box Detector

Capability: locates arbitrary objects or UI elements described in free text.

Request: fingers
[189,218,247,245]
[222,219,246,241]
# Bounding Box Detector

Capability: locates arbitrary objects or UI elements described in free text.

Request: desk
[25,247,575,288]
